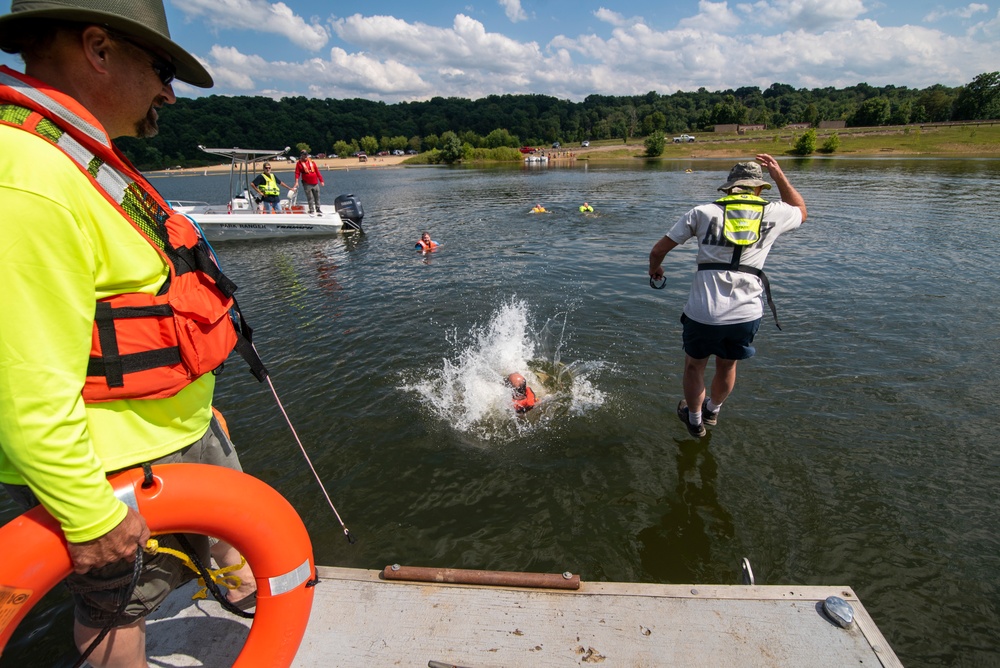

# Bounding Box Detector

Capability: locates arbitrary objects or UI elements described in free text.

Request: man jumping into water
[648,154,807,438]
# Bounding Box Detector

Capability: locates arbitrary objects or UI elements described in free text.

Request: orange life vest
[415,239,438,251]
[0,67,267,401]
[513,386,537,413]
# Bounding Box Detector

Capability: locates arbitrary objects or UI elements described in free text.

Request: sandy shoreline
[153,152,413,176]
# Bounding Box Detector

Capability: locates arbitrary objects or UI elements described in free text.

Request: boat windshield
[197,145,292,214]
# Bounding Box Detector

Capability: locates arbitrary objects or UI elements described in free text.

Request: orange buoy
[0,463,315,667]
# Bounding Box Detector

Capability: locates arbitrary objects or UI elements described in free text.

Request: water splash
[401,298,606,441]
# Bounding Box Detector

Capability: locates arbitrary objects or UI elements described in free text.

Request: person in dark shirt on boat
[506,373,537,414]
[295,150,325,216]
[251,162,294,213]
[0,0,257,664]
[648,154,807,438]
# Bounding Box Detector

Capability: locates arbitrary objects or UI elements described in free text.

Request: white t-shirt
[666,199,803,324]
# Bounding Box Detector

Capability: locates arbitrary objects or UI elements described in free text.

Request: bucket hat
[0,0,213,88]
[718,161,772,192]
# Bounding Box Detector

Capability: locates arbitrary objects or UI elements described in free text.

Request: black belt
[697,262,781,330]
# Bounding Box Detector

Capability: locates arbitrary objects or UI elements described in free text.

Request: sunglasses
[107,29,176,86]
[264,165,271,169]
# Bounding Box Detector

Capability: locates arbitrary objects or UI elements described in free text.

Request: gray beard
[135,107,159,139]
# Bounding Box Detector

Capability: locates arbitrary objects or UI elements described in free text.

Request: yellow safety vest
[258,172,280,196]
[714,193,767,246]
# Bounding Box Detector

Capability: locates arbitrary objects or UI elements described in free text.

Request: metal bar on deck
[382,564,581,590]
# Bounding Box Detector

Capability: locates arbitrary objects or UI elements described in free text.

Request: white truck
[673,134,696,143]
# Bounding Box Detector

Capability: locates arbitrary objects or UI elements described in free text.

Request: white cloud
[678,0,741,31]
[173,0,328,50]
[199,44,428,99]
[593,7,635,28]
[738,0,868,31]
[331,14,545,76]
[924,3,989,22]
[498,0,528,23]
[171,5,999,103]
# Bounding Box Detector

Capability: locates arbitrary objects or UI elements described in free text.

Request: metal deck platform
[145,565,900,667]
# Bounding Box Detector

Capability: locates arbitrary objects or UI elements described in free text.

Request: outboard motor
[334,194,364,232]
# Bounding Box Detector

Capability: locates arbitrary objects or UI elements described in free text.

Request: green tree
[916,86,954,122]
[439,133,464,163]
[792,128,817,155]
[889,100,911,125]
[296,142,310,155]
[644,131,666,157]
[484,128,519,148]
[849,97,891,126]
[819,132,841,154]
[332,140,353,157]
[359,135,379,154]
[953,71,1000,120]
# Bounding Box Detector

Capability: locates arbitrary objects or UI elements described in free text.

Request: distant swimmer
[579,202,594,213]
[505,372,537,414]
[415,231,439,252]
[531,204,547,213]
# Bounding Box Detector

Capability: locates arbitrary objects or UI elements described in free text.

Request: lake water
[2,157,998,666]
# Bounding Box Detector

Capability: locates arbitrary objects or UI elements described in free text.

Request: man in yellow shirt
[0,0,256,664]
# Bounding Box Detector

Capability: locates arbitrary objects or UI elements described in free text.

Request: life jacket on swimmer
[415,239,438,251]
[579,204,593,212]
[513,386,537,414]
[697,193,781,330]
[532,206,546,213]
[0,68,268,401]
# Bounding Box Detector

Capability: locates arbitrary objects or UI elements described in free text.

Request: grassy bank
[414,123,1000,165]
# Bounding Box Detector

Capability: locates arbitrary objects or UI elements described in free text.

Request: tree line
[120,72,1000,169]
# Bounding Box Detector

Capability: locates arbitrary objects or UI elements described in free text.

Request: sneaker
[308,212,315,217]
[677,400,706,438]
[316,212,323,217]
[701,399,718,426]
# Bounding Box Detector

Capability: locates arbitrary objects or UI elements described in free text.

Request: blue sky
[2,0,997,101]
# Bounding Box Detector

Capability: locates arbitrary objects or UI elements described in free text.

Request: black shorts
[681,313,761,360]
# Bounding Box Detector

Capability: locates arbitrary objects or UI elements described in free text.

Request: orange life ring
[0,463,315,667]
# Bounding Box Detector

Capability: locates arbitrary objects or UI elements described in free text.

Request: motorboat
[178,146,365,242]
[524,154,549,164]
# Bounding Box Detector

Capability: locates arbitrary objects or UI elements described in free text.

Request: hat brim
[0,8,213,88]
[718,178,771,191]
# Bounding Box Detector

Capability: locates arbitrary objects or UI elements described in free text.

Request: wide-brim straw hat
[718,161,772,191]
[0,0,213,88]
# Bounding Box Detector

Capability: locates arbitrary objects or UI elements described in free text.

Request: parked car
[357,152,367,162]
[552,142,561,148]
[519,146,536,154]
[581,140,590,147]
[316,153,327,159]
[392,149,405,156]
[673,134,696,143]
[407,149,418,154]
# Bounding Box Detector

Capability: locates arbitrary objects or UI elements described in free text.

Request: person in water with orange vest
[506,373,537,414]
[415,231,439,252]
[295,149,325,216]
[0,0,259,663]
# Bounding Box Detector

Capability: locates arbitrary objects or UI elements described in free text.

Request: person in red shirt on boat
[294,149,325,216]
[415,231,439,252]
[506,373,537,414]
[0,0,258,664]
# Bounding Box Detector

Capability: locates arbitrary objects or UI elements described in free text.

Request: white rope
[257,348,354,542]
